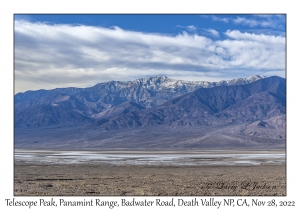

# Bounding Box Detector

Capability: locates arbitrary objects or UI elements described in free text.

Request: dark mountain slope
[91,101,145,119]
[95,76,285,130]
[14,75,268,128]
[14,87,83,104]
[15,104,93,128]
[240,114,286,139]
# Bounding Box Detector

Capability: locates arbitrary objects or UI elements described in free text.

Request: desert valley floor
[14,150,286,196]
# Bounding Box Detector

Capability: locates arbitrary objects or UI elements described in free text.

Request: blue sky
[14,14,286,93]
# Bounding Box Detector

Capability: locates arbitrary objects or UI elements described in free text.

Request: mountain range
[14,75,286,150]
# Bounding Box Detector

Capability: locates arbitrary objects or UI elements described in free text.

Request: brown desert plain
[14,150,286,196]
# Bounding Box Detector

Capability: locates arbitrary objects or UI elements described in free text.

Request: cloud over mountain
[15,20,285,93]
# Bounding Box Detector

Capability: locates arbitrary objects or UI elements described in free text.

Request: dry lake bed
[14,150,286,196]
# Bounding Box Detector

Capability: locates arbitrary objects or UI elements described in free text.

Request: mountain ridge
[14,75,286,150]
[15,75,267,103]
[94,76,285,131]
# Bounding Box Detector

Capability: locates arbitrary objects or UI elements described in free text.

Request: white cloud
[211,15,229,23]
[203,28,220,37]
[14,20,286,93]
[218,30,285,70]
[186,25,197,32]
[224,30,285,44]
[176,24,197,32]
[208,15,285,29]
[233,16,275,27]
[264,70,286,78]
